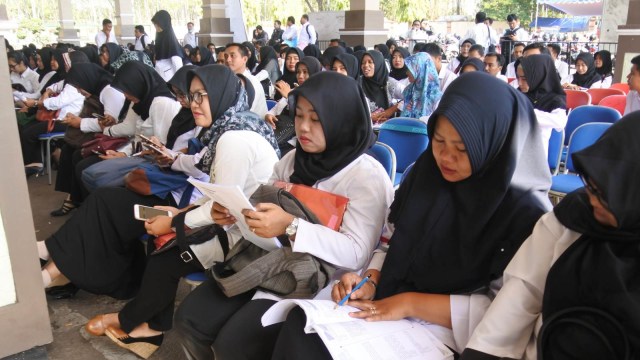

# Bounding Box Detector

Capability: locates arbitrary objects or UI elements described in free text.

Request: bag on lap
[81,156,147,192]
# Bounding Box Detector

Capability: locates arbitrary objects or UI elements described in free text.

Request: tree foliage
[481,0,536,26]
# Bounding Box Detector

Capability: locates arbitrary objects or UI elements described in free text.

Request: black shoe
[45,283,79,299]
[50,199,78,217]
[25,166,44,178]
[40,258,48,267]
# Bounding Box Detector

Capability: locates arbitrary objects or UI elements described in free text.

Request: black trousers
[271,306,332,360]
[118,246,202,333]
[174,279,282,360]
[20,121,66,164]
[54,144,101,203]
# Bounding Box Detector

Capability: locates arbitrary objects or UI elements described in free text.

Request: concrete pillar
[57,0,80,45]
[600,0,629,42]
[613,0,640,82]
[339,0,387,48]
[199,0,234,47]
[114,0,135,46]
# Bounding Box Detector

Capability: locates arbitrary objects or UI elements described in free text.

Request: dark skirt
[46,187,169,299]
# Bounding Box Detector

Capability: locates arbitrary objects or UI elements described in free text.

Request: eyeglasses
[580,173,608,208]
[188,91,208,105]
[8,63,17,69]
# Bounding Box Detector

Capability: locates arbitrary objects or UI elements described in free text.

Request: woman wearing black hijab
[253,45,281,89]
[389,47,410,82]
[151,10,184,81]
[517,54,567,157]
[320,45,346,70]
[302,43,322,60]
[173,72,395,360]
[374,43,391,62]
[332,53,359,79]
[448,38,475,74]
[272,72,552,359]
[273,47,303,101]
[564,52,602,90]
[190,46,215,67]
[460,57,485,74]
[594,49,614,87]
[359,49,403,123]
[77,65,279,358]
[463,112,640,360]
[242,41,258,72]
[99,43,124,73]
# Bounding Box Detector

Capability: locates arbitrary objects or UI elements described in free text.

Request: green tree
[481,0,536,27]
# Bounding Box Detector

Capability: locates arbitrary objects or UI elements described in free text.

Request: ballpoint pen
[334,274,371,309]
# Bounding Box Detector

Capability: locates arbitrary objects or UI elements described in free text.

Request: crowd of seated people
[7,11,640,359]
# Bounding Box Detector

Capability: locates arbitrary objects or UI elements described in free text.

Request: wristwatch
[285,217,299,237]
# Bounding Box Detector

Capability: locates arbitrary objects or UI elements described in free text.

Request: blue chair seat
[184,271,208,289]
[393,172,403,186]
[550,174,583,194]
[38,131,66,140]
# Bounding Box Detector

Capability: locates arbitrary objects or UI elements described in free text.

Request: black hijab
[255,46,278,74]
[151,10,184,61]
[321,45,346,69]
[37,47,54,81]
[296,56,322,78]
[79,45,100,65]
[194,46,215,66]
[353,45,366,52]
[572,52,601,88]
[594,50,613,78]
[303,44,321,60]
[165,65,197,149]
[359,50,390,109]
[546,113,640,359]
[50,48,68,81]
[460,57,484,73]
[288,71,375,186]
[275,47,304,100]
[242,42,257,70]
[102,43,123,70]
[377,72,551,298]
[333,53,359,80]
[65,63,112,96]
[375,44,391,60]
[456,38,475,64]
[389,47,410,81]
[519,54,566,112]
[112,61,174,120]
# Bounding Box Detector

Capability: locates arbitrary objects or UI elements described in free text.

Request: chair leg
[47,138,52,185]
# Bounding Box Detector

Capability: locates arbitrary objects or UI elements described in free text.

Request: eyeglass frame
[579,173,609,208]
[187,91,208,105]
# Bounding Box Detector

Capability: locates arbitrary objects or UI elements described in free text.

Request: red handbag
[80,134,129,158]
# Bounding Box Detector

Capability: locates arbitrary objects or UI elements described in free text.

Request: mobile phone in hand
[133,204,173,221]
[92,113,106,120]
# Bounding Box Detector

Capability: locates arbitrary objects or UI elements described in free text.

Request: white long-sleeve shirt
[155,57,184,82]
[11,68,41,101]
[134,34,152,51]
[95,31,118,48]
[438,66,458,92]
[42,83,85,119]
[534,108,568,157]
[243,69,268,118]
[466,212,580,360]
[282,25,298,44]
[80,85,127,133]
[183,32,197,47]
[297,23,316,50]
[625,90,640,115]
[463,23,498,50]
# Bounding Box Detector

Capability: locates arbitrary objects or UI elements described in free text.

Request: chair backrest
[400,162,415,184]
[565,89,592,112]
[377,118,429,173]
[586,88,626,105]
[564,122,611,172]
[599,95,627,115]
[266,100,277,110]
[366,142,397,184]
[548,128,564,175]
[564,105,621,146]
[609,83,630,94]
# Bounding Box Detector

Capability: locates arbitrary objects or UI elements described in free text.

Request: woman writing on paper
[272,72,552,358]
[173,72,395,359]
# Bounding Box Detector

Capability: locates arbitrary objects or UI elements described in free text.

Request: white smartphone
[133,205,173,221]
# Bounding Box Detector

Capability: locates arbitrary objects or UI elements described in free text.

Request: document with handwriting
[187,178,281,250]
[262,299,453,360]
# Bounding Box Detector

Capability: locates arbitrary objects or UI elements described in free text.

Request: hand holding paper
[242,203,295,239]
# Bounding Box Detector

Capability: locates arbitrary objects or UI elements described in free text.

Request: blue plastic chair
[39,132,66,185]
[184,272,208,289]
[564,105,621,146]
[377,118,429,187]
[548,129,564,175]
[366,142,396,184]
[266,100,277,110]
[550,123,611,203]
[399,162,415,185]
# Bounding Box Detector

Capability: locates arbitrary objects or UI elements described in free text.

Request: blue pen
[334,274,371,309]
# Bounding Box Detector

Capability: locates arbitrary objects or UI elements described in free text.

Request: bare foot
[128,322,162,338]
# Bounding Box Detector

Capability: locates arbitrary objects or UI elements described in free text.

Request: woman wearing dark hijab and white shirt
[462,112,640,360]
[331,53,359,79]
[151,10,184,81]
[359,49,404,124]
[563,52,602,90]
[272,72,552,359]
[517,55,567,157]
[173,72,395,360]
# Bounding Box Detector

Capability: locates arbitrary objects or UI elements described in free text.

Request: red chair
[587,88,625,105]
[565,90,591,112]
[610,83,630,94]
[599,95,627,115]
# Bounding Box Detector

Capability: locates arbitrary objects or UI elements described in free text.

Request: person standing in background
[183,22,197,47]
[96,19,118,48]
[269,20,284,47]
[134,25,152,51]
[282,16,298,48]
[297,14,316,50]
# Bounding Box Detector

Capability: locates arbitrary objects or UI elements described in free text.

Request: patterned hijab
[187,65,279,173]
[400,53,442,119]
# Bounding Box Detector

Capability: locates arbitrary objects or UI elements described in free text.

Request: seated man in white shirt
[223,43,268,118]
[95,18,118,48]
[547,43,571,84]
[624,55,640,115]
[484,53,508,82]
[504,42,525,79]
[423,42,457,92]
